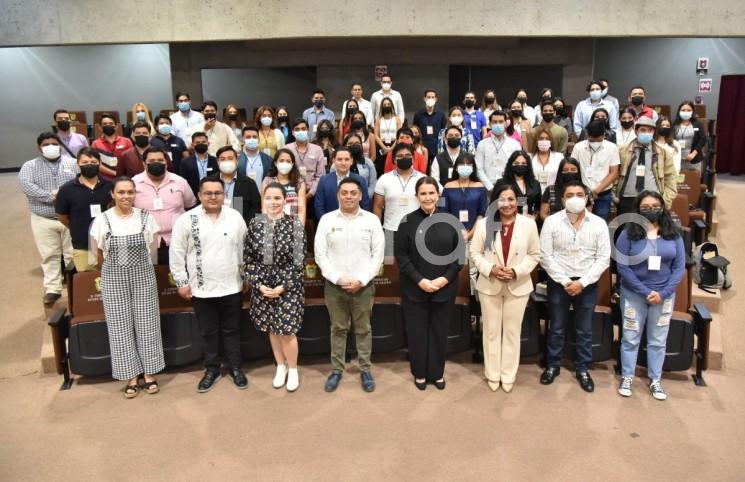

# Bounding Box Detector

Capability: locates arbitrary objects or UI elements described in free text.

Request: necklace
[114,207,134,218]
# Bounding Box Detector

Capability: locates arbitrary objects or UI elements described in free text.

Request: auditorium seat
[239,308,272,359]
[160,109,177,118]
[654,105,671,118]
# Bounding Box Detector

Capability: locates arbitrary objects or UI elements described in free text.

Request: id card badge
[459,210,469,222]
[426,126,433,135]
[448,167,453,179]
[635,164,646,177]
[538,172,548,184]
[283,204,291,215]
[312,124,318,133]
[648,255,662,271]
[223,198,232,207]
[153,198,164,211]
[248,171,257,180]
[263,148,272,156]
[399,195,409,207]
[89,204,102,218]
[470,120,477,130]
[299,166,308,176]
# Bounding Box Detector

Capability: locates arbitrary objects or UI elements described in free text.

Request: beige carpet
[1,173,744,481]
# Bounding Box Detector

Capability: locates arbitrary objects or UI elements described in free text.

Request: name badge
[206,167,214,172]
[459,210,469,222]
[399,195,409,207]
[153,198,164,211]
[517,196,527,207]
[538,172,548,184]
[115,144,124,149]
[470,120,477,130]
[283,204,291,215]
[263,148,272,156]
[89,204,101,218]
[248,171,257,180]
[299,166,308,176]
[223,198,232,206]
[448,167,453,179]
[648,255,661,271]
[170,144,179,148]
[635,164,645,177]
[426,126,433,135]
[312,124,318,132]
[63,168,73,174]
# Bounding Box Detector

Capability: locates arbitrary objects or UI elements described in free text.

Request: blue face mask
[177,101,190,112]
[457,165,473,178]
[157,124,172,136]
[637,132,654,145]
[245,138,259,149]
[136,111,146,121]
[589,90,602,101]
[491,123,505,136]
[294,130,309,142]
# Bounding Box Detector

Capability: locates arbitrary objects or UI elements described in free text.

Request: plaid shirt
[19,156,78,218]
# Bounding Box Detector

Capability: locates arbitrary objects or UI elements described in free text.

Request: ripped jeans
[620,286,674,380]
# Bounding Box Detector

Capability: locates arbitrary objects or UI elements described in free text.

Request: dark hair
[449,154,479,182]
[175,91,191,101]
[333,147,352,160]
[586,80,603,92]
[242,125,259,136]
[381,73,392,81]
[37,131,60,146]
[291,118,308,130]
[350,82,363,89]
[673,100,698,124]
[508,99,528,120]
[350,111,370,138]
[77,147,101,162]
[561,179,589,197]
[586,119,606,138]
[655,116,675,146]
[254,105,276,128]
[530,125,555,154]
[380,97,396,115]
[553,97,566,113]
[99,113,116,125]
[589,108,610,123]
[153,114,172,125]
[423,89,437,97]
[201,100,218,111]
[313,119,338,148]
[415,176,440,195]
[489,182,519,207]
[502,150,536,184]
[392,142,414,159]
[540,100,555,111]
[626,190,680,241]
[199,175,224,191]
[53,109,68,120]
[514,89,528,100]
[269,148,301,187]
[489,110,508,123]
[337,177,362,193]
[553,158,583,202]
[215,145,237,159]
[191,131,208,142]
[619,107,637,120]
[445,126,462,138]
[276,106,290,119]
[540,87,554,99]
[111,176,135,194]
[343,98,359,122]
[312,88,326,97]
[142,146,168,162]
[629,85,646,95]
[396,127,413,139]
[131,121,150,132]
[263,182,287,198]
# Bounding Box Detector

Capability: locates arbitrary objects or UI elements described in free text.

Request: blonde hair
[131,102,156,135]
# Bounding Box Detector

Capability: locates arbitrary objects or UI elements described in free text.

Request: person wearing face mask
[261,148,307,226]
[552,97,574,142]
[302,89,335,141]
[436,107,475,154]
[578,108,617,144]
[475,111,521,192]
[374,97,402,164]
[673,100,707,172]
[615,108,638,147]
[529,101,568,155]
[615,117,676,215]
[133,147,196,264]
[394,177,462,391]
[471,184,540,392]
[373,143,426,234]
[52,109,89,157]
[338,98,360,144]
[540,158,584,220]
[413,89,447,164]
[462,91,488,144]
[215,146,261,225]
[370,74,405,123]
[627,86,658,123]
[494,151,542,218]
[599,79,620,114]
[335,134,377,198]
[573,80,620,136]
[284,119,325,203]
[507,99,533,150]
[616,191,685,401]
[539,181,611,392]
[169,91,205,144]
[19,132,77,304]
[254,106,286,158]
[237,126,274,188]
[312,119,338,171]
[116,122,157,178]
[124,102,156,138]
[532,88,555,126]
[513,89,536,128]
[340,82,374,127]
[275,107,293,143]
[530,127,563,193]
[383,127,428,174]
[55,148,113,272]
[570,119,620,221]
[480,90,501,119]
[91,113,133,180]
[224,103,246,139]
[314,148,371,219]
[150,115,188,174]
[179,132,218,197]
[188,101,241,156]
[655,116,682,174]
[347,112,378,165]
[431,126,473,184]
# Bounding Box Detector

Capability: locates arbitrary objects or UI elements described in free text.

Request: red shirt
[91,136,134,180]
[383,150,428,174]
[500,221,514,265]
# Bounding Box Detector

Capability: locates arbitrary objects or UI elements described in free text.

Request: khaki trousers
[73,249,97,272]
[29,213,73,294]
[479,290,529,384]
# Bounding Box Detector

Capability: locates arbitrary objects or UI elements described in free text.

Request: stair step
[691,285,722,314]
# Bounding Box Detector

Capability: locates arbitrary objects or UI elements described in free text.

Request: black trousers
[192,292,243,371]
[402,298,453,381]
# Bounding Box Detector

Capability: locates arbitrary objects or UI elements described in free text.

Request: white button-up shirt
[474,135,521,191]
[370,89,405,123]
[169,205,247,298]
[539,209,610,288]
[341,98,374,126]
[170,110,205,145]
[314,208,385,286]
[531,151,564,193]
[570,140,620,192]
[188,121,242,156]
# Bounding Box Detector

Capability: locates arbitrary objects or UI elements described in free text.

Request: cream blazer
[470,214,541,297]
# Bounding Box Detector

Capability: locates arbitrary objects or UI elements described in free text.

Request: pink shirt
[132,171,197,245]
[284,142,325,195]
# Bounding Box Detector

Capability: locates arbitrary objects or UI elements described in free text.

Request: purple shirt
[58,131,89,156]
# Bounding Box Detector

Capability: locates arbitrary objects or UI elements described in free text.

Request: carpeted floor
[1,173,744,481]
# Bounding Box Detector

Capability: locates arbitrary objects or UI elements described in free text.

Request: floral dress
[244,214,306,335]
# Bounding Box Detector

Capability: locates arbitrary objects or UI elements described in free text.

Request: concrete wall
[594,38,745,120]
[2,0,744,46]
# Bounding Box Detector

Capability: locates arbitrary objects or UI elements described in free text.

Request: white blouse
[90,208,160,263]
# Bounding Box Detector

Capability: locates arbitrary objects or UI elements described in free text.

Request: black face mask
[542,113,555,123]
[464,99,475,108]
[79,164,99,179]
[227,114,237,121]
[485,96,495,103]
[412,135,421,144]
[631,96,644,106]
[134,135,149,148]
[277,116,288,124]
[194,144,209,155]
[396,156,413,170]
[658,127,672,137]
[57,120,71,131]
[347,108,358,116]
[511,109,522,118]
[641,208,663,223]
[446,137,461,148]
[348,144,363,159]
[621,120,634,130]
[147,162,166,177]
[102,125,116,136]
[351,120,365,130]
[203,113,217,121]
[512,165,528,177]
[561,172,580,183]
[554,107,564,116]
[381,107,393,115]
[517,97,528,104]
[318,130,331,139]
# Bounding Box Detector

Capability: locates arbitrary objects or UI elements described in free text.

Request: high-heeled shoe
[501,383,514,393]
[487,380,500,392]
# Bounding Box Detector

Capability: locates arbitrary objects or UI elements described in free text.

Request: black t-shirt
[55,177,113,249]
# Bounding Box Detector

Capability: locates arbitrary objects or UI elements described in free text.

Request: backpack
[693,242,733,293]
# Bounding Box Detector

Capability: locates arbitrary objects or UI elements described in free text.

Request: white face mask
[589,141,603,150]
[41,145,61,159]
[219,161,237,175]
[450,116,463,126]
[425,98,436,108]
[277,162,293,175]
[565,196,586,214]
[537,140,552,152]
[260,116,273,127]
[381,82,392,91]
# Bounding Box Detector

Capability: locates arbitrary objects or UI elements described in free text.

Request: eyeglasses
[201,191,224,198]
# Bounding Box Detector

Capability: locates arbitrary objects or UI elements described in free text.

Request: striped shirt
[539,209,610,287]
[19,156,78,218]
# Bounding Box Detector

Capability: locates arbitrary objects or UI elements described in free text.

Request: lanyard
[396,171,415,192]
[491,136,505,154]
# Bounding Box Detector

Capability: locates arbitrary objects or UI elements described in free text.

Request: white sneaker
[649,379,667,401]
[272,364,288,389]
[286,368,299,392]
[618,376,633,397]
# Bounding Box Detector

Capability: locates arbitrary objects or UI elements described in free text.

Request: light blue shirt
[302,107,336,141]
[196,156,209,180]
[573,98,619,134]
[243,152,264,186]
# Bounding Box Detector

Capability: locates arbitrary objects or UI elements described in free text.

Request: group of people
[19,75,698,400]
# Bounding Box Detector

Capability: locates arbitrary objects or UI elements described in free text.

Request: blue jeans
[620,287,674,380]
[592,190,612,222]
[546,278,598,372]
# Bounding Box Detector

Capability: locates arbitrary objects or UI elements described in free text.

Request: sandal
[143,380,160,395]
[124,383,140,399]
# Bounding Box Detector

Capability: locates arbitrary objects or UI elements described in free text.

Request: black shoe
[324,370,342,392]
[433,379,446,390]
[540,367,560,385]
[414,379,427,390]
[228,368,248,390]
[198,370,222,393]
[576,371,595,392]
[360,371,375,392]
[43,292,61,305]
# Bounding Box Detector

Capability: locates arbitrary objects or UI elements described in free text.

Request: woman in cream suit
[470,184,541,392]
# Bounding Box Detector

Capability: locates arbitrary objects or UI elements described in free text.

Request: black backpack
[693,242,732,293]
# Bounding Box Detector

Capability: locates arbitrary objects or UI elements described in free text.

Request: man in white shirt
[373,144,424,233]
[170,91,205,145]
[570,119,620,221]
[475,111,521,191]
[370,74,405,124]
[187,101,241,156]
[170,176,248,393]
[539,181,611,393]
[315,177,385,393]
[341,82,374,127]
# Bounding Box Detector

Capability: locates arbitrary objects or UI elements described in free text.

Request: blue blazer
[314,172,370,220]
[179,155,218,197]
